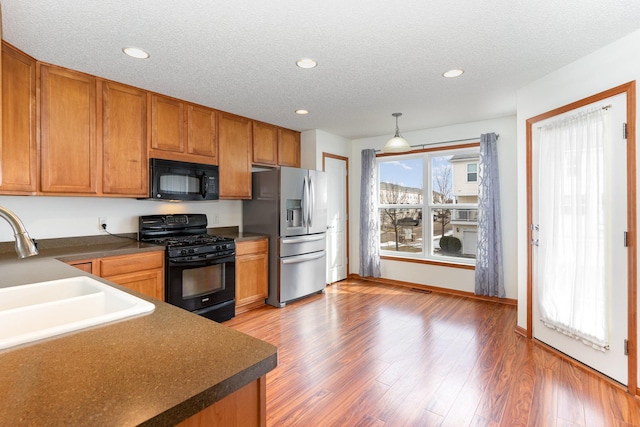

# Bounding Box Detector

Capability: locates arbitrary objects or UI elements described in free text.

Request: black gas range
[139,214,236,322]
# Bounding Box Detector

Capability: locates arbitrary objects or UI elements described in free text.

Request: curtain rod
[374,134,499,153]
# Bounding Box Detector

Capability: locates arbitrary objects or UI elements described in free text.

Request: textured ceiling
[3,0,640,140]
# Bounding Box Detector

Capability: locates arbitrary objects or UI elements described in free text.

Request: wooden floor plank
[224,279,640,426]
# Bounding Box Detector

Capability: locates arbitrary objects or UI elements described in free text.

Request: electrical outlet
[99,217,108,230]
[212,213,220,225]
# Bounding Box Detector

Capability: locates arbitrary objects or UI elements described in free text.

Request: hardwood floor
[224,278,640,426]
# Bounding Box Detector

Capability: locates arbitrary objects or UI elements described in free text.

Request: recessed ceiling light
[295,109,309,115]
[443,69,464,78]
[122,47,150,59]
[296,58,317,69]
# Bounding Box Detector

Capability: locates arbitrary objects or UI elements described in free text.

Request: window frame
[376,142,480,268]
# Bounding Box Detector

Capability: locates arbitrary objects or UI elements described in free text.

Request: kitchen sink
[0,276,155,350]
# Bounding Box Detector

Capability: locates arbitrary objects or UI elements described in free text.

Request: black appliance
[138,214,235,322]
[148,158,219,201]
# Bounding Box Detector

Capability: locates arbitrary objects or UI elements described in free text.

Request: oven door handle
[169,259,212,266]
[169,255,233,265]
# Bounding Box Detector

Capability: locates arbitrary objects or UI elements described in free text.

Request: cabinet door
[99,251,164,300]
[235,239,268,311]
[177,376,266,427]
[1,43,36,193]
[150,94,185,153]
[40,64,97,194]
[218,112,252,199]
[252,121,278,166]
[277,128,300,167]
[187,104,217,161]
[103,269,164,301]
[101,81,148,196]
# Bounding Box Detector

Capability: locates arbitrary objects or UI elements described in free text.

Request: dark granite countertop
[0,227,269,262]
[0,231,277,426]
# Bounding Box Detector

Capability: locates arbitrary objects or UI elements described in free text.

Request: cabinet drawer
[66,260,93,274]
[99,251,164,277]
[236,239,268,256]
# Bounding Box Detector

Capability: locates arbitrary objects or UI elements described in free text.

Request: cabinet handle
[281,252,325,264]
[281,235,325,244]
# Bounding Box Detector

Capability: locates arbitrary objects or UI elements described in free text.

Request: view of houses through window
[378,145,479,264]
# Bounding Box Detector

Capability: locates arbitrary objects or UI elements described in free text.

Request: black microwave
[149,158,219,201]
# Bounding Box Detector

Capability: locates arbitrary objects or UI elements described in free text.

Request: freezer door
[279,250,326,303]
[280,233,326,257]
[308,170,328,235]
[280,167,308,236]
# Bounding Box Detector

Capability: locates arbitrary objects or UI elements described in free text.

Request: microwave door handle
[200,173,208,198]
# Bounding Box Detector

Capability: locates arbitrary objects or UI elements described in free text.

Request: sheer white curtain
[537,107,609,351]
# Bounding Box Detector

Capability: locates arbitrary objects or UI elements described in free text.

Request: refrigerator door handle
[308,176,315,227]
[282,235,325,244]
[302,175,309,228]
[281,251,326,264]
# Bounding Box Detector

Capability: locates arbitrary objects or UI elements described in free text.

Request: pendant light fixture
[382,112,411,153]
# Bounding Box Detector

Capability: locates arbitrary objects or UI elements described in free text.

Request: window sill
[380,255,476,270]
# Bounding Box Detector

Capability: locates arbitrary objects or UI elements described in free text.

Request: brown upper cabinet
[150,94,218,165]
[39,63,149,197]
[100,81,148,197]
[187,104,218,162]
[218,112,252,199]
[277,128,301,167]
[0,42,300,199]
[1,43,37,194]
[150,94,185,153]
[40,64,98,195]
[252,121,278,166]
[252,121,301,167]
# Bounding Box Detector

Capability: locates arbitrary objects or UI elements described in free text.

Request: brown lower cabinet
[65,250,267,426]
[177,376,266,427]
[66,251,164,300]
[235,238,269,314]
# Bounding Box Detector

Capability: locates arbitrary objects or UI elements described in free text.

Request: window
[467,163,478,182]
[378,145,479,265]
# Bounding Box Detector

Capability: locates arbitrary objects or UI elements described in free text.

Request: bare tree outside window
[380,182,406,251]
[433,165,452,238]
[379,183,422,251]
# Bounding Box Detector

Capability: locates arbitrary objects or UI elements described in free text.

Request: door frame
[526,81,637,393]
[323,152,349,282]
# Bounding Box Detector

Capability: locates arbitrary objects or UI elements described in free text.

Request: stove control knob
[215,245,221,251]
[180,249,187,255]
[188,248,195,254]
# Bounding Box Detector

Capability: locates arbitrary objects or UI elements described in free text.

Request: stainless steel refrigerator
[243,167,327,307]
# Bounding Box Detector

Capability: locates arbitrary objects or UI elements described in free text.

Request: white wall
[516,28,640,332]
[301,129,351,171]
[349,116,518,299]
[0,196,242,242]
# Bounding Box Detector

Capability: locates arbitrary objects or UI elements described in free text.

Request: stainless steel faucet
[0,206,38,258]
